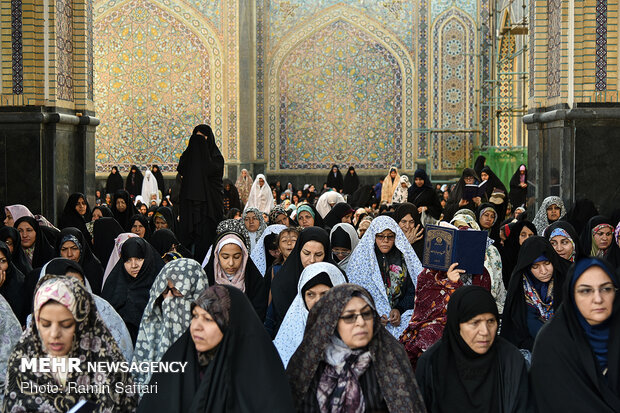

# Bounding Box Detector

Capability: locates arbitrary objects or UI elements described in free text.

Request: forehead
[302,240,324,251]
[464,312,497,323]
[376,229,395,236]
[342,296,369,312]
[575,266,613,285]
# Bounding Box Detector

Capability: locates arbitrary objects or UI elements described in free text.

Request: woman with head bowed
[150,205,177,236]
[347,215,423,338]
[204,225,268,321]
[500,236,567,353]
[343,166,360,195]
[125,164,144,198]
[269,227,337,335]
[244,174,274,214]
[242,207,267,252]
[250,224,287,277]
[323,202,355,231]
[499,220,537,288]
[444,168,486,222]
[532,196,566,234]
[105,165,125,195]
[416,286,531,413]
[101,237,165,342]
[274,262,347,367]
[326,164,344,192]
[0,295,21,406]
[399,220,493,370]
[56,227,104,295]
[508,164,528,208]
[177,125,225,264]
[150,228,193,259]
[530,258,619,412]
[58,193,92,243]
[380,167,401,205]
[316,191,346,219]
[235,169,253,206]
[137,285,294,412]
[91,217,125,269]
[329,223,359,274]
[91,204,113,221]
[111,189,139,231]
[407,169,443,220]
[287,284,427,412]
[394,202,425,259]
[29,258,134,362]
[544,220,583,264]
[0,240,27,325]
[480,165,507,199]
[133,259,208,389]
[3,276,138,412]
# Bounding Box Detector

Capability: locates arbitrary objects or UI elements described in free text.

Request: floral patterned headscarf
[4,276,137,412]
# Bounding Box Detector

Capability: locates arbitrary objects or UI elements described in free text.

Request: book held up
[422,224,487,275]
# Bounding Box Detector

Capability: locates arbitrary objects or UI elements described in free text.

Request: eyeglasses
[575,286,617,297]
[332,250,351,258]
[375,234,396,242]
[339,309,374,324]
[162,285,183,297]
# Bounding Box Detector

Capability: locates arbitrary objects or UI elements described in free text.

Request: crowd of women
[1,134,619,412]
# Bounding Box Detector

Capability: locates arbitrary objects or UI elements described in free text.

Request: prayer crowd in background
[0,124,619,412]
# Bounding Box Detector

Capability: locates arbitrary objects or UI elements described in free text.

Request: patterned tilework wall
[547,0,561,98]
[498,33,515,147]
[430,9,477,172]
[11,0,23,95]
[278,20,403,169]
[93,0,237,173]
[57,0,74,101]
[595,0,608,91]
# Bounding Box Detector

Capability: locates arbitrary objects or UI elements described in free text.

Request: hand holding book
[446,262,466,282]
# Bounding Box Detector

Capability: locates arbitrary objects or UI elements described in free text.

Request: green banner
[471,147,528,188]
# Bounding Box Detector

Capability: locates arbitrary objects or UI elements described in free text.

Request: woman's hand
[472,197,482,207]
[417,206,427,214]
[447,262,466,283]
[380,315,389,326]
[411,224,424,243]
[388,309,401,326]
[458,199,469,207]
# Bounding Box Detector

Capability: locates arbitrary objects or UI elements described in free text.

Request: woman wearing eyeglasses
[347,216,423,338]
[531,257,620,412]
[132,259,208,391]
[286,284,426,412]
[500,236,568,357]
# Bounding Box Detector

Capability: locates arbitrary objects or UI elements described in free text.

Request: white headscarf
[316,191,345,218]
[0,295,22,405]
[102,233,139,284]
[273,262,346,367]
[346,215,423,338]
[244,174,274,214]
[329,223,360,274]
[250,224,287,276]
[141,170,160,206]
[391,175,411,205]
[532,196,566,234]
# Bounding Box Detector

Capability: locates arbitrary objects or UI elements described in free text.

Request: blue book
[422,225,487,275]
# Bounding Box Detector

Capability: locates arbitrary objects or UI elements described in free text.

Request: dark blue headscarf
[570,258,617,370]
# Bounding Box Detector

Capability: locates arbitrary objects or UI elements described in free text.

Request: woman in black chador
[177,124,224,263]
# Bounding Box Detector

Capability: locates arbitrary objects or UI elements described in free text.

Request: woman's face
[550,235,574,260]
[398,214,416,236]
[390,170,396,179]
[258,178,265,187]
[4,238,14,254]
[91,208,103,221]
[518,226,534,245]
[414,177,424,187]
[332,167,338,173]
[3,210,13,227]
[131,220,146,238]
[17,222,36,248]
[459,312,498,355]
[574,266,616,326]
[161,280,183,300]
[546,204,561,221]
[443,191,449,201]
[341,213,352,224]
[332,247,351,262]
[60,241,81,262]
[530,260,554,283]
[358,221,370,238]
[75,197,87,216]
[190,306,224,352]
[479,210,496,229]
[593,226,613,250]
[243,212,260,232]
[154,216,168,230]
[124,257,145,278]
[337,296,374,349]
[0,250,8,272]
[375,229,395,254]
[139,205,148,215]
[116,197,127,212]
[297,211,314,228]
[218,243,243,275]
[241,170,247,178]
[278,232,298,260]
[274,213,289,226]
[464,175,475,185]
[37,302,76,357]
[304,284,331,310]
[300,240,325,268]
[480,172,489,181]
